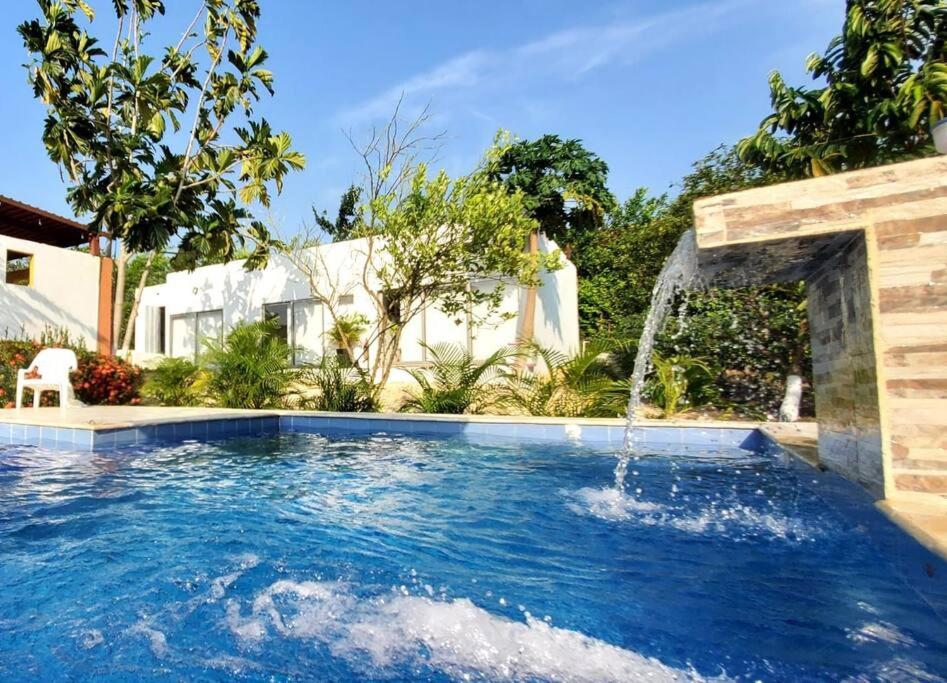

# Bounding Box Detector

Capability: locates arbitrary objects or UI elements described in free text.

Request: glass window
[169,309,223,360]
[158,307,166,354]
[196,310,223,357]
[5,250,33,286]
[170,315,196,359]
[263,302,291,346]
[338,294,354,306]
[292,299,323,365]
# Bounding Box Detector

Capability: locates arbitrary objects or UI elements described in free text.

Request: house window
[263,302,291,345]
[169,309,223,360]
[263,299,324,366]
[383,290,402,326]
[157,307,166,354]
[5,250,33,286]
[338,294,354,306]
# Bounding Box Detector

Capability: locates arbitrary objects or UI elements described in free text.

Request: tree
[19,0,305,353]
[738,0,947,177]
[575,146,782,343]
[314,184,362,242]
[120,250,170,344]
[488,135,614,353]
[489,135,615,250]
[573,188,670,341]
[571,146,811,418]
[279,111,549,399]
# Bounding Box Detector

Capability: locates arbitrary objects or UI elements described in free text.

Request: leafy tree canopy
[488,134,615,250]
[738,0,947,177]
[314,184,362,242]
[574,146,782,342]
[19,0,306,269]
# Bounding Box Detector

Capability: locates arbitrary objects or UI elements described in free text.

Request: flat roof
[0,194,91,248]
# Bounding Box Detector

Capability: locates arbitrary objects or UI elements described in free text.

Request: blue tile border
[0,416,279,451]
[0,415,758,453]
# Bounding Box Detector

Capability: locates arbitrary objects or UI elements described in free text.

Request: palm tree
[202,320,297,409]
[503,341,630,418]
[400,343,516,414]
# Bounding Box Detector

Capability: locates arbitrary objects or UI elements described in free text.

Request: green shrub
[297,357,377,412]
[202,320,297,409]
[655,283,811,417]
[142,357,205,406]
[328,312,369,365]
[400,343,514,415]
[645,353,713,417]
[503,342,630,418]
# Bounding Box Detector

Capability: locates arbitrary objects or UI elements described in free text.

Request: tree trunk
[111,242,128,355]
[515,230,540,369]
[778,375,803,422]
[120,251,156,354]
[779,318,808,423]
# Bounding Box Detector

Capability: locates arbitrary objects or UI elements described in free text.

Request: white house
[133,234,579,379]
[0,195,109,351]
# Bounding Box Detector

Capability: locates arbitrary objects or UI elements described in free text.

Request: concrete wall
[694,156,947,505]
[133,235,580,376]
[807,235,884,496]
[0,235,101,348]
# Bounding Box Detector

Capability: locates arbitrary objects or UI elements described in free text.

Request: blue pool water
[0,432,945,681]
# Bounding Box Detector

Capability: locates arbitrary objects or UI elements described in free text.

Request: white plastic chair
[15,348,79,409]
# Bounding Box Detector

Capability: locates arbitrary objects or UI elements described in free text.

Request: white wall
[0,235,100,347]
[134,235,581,370]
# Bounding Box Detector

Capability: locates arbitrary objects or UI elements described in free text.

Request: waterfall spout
[616,229,702,490]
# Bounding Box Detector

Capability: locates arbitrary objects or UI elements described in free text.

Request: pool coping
[0,407,768,451]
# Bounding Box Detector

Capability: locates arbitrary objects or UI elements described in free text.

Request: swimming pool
[0,431,944,681]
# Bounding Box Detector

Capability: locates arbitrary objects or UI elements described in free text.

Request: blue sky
[1,0,842,235]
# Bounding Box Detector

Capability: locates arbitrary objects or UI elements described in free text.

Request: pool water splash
[225,578,712,683]
[566,486,825,543]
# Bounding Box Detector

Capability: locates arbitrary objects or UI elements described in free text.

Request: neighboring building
[0,195,111,352]
[133,234,579,378]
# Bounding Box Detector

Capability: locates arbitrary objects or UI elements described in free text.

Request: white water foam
[565,487,664,521]
[224,579,715,682]
[843,657,947,683]
[566,488,818,542]
[128,620,169,658]
[76,628,104,650]
[847,622,917,648]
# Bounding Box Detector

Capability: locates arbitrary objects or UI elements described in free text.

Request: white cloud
[335,0,755,125]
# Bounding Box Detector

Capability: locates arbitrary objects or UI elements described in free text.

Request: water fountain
[615,228,701,491]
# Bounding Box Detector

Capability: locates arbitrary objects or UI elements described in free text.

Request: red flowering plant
[0,328,142,408]
[71,355,143,406]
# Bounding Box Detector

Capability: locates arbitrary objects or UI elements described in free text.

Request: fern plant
[297,357,378,412]
[400,343,515,414]
[201,320,297,409]
[502,341,629,418]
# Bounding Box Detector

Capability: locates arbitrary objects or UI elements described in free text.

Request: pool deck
[0,406,943,560]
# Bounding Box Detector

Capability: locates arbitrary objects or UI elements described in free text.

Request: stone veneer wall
[873,202,947,500]
[807,235,884,497]
[694,156,947,503]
